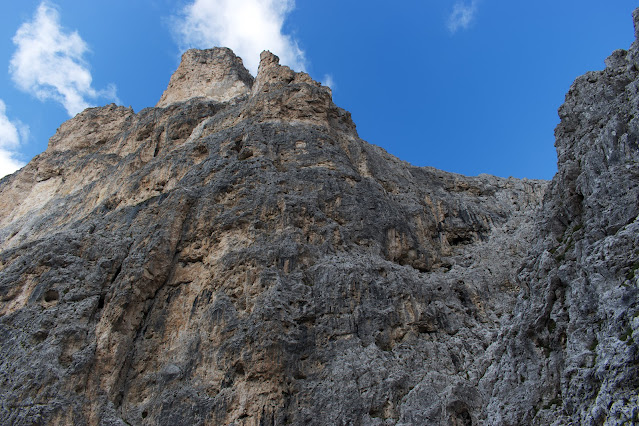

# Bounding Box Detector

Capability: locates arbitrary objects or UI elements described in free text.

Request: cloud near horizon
[448,1,478,34]
[9,1,117,117]
[0,99,28,179]
[173,0,306,75]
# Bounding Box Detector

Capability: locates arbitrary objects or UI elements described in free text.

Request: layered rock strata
[0,11,637,425]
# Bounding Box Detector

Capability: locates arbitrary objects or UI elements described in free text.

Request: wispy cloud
[9,1,117,117]
[0,100,28,179]
[173,0,306,75]
[448,1,478,34]
[321,74,335,91]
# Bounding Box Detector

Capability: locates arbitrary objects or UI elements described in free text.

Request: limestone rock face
[156,48,254,107]
[0,11,638,425]
[480,10,639,425]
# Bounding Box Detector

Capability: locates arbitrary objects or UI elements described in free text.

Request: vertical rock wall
[481,9,639,425]
[0,10,638,425]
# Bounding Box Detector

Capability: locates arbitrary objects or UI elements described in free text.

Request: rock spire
[156,47,254,107]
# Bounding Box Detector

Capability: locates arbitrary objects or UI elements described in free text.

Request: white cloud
[448,1,478,34]
[0,149,25,179]
[0,100,28,179]
[9,1,118,117]
[321,74,335,90]
[173,0,306,75]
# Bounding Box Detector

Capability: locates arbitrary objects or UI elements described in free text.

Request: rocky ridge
[0,10,637,426]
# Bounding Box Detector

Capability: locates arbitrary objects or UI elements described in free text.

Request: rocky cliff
[480,10,639,425]
[0,10,637,426]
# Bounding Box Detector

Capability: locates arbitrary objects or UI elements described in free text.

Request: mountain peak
[252,50,322,95]
[1,9,639,425]
[156,47,254,107]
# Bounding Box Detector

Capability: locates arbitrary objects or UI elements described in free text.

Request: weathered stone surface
[156,48,254,107]
[480,9,639,425]
[0,10,638,425]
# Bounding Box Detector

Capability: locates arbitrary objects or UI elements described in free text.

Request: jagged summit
[251,50,325,95]
[156,47,254,107]
[156,48,328,108]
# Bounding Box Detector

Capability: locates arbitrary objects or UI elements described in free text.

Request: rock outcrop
[0,10,638,426]
[480,10,639,425]
[156,48,254,107]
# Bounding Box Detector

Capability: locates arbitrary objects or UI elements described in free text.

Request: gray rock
[480,9,639,426]
[0,9,638,425]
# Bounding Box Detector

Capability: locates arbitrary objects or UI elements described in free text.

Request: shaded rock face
[0,13,637,425]
[480,10,639,425]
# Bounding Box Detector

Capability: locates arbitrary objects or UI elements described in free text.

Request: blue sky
[0,1,637,179]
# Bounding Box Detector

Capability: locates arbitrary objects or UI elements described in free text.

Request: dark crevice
[113,262,177,412]
[114,195,197,412]
[231,137,243,153]
[43,289,59,303]
[449,235,474,246]
[111,264,123,285]
[96,294,105,310]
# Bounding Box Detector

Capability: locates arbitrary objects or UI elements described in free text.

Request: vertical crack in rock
[115,190,200,416]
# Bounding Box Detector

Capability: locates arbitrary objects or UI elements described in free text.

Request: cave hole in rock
[448,401,473,426]
[234,361,246,376]
[32,329,49,343]
[44,289,59,303]
[97,294,105,310]
[449,234,474,246]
